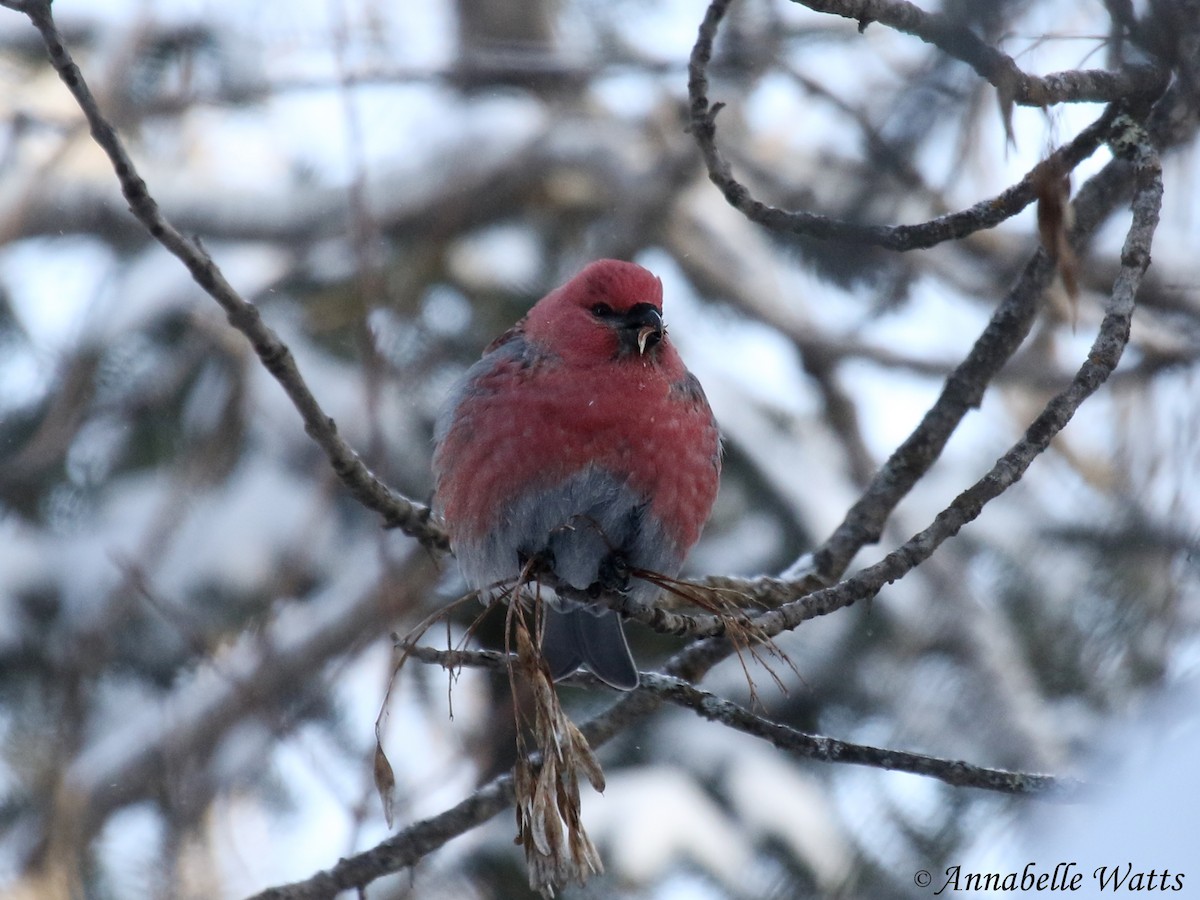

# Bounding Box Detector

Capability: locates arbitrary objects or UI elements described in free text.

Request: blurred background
[2,0,1199,897]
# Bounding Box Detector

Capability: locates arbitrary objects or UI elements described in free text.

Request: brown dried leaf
[564,718,606,793]
[372,643,409,830]
[373,739,396,830]
[532,759,563,856]
[1033,157,1080,316]
[503,588,607,894]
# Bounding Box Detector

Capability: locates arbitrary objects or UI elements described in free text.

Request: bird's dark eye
[591,303,614,318]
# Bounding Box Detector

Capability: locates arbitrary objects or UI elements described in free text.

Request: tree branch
[407,115,1160,650]
[643,675,1079,796]
[261,630,1080,900]
[247,776,518,900]
[403,646,1078,793]
[1,0,449,553]
[688,0,1144,250]
[792,0,1164,106]
[629,131,1153,709]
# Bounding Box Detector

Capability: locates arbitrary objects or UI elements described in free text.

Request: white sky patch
[655,871,727,900]
[833,763,915,874]
[254,81,543,191]
[610,0,709,63]
[448,223,543,292]
[725,748,855,889]
[778,257,866,334]
[880,769,947,834]
[841,360,935,458]
[0,236,118,411]
[582,765,757,890]
[94,803,165,896]
[1002,2,1109,73]
[173,106,297,192]
[418,285,474,337]
[592,71,672,120]
[744,70,840,154]
[692,310,813,415]
[251,81,540,188]
[647,248,817,417]
[839,277,1000,460]
[0,347,47,413]
[210,757,359,895]
[862,275,993,356]
[0,236,115,350]
[388,0,455,69]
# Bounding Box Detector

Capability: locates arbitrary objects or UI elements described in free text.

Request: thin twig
[263,632,1082,900]
[791,0,1164,106]
[642,675,1080,797]
[248,775,519,900]
[652,135,1162,694]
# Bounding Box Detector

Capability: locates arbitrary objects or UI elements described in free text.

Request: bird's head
[523,260,670,364]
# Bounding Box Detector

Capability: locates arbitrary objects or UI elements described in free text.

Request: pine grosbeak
[433,259,721,689]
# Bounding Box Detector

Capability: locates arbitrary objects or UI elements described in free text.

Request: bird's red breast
[434,260,720,562]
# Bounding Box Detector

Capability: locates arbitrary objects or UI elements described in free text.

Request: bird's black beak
[621,303,664,356]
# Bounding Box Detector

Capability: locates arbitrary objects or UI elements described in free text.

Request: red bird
[433,260,721,689]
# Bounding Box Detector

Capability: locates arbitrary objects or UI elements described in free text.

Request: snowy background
[2,0,1199,897]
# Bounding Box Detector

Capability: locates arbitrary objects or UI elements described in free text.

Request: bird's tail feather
[542,606,639,690]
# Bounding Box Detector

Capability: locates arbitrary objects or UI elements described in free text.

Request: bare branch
[4,0,449,553]
[792,0,1164,106]
[643,675,1079,797]
[688,0,1136,250]
[551,114,1162,654]
[1,2,1179,896]
[247,775,518,900]
[656,116,1163,664]
[98,13,1163,892]
[400,642,510,669]
[401,646,1078,794]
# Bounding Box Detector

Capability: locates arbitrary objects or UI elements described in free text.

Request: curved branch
[653,119,1163,646]
[3,0,449,553]
[248,680,663,900]
[2,2,1170,897]
[407,115,1160,649]
[687,0,1156,250]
